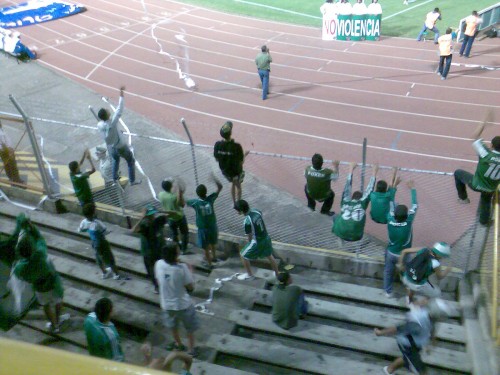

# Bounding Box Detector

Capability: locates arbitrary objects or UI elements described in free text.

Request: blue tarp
[0,0,86,28]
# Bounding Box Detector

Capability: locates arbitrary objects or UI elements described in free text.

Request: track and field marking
[391,132,402,150]
[383,0,434,21]
[233,0,321,20]
[406,82,416,96]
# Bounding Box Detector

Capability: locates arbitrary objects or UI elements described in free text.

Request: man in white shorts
[155,240,199,357]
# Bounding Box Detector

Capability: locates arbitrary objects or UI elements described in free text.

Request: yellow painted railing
[0,338,174,375]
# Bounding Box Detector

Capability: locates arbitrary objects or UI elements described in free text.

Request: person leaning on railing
[454,117,500,225]
[304,153,339,216]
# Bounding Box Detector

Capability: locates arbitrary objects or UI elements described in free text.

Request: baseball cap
[220,121,233,138]
[431,242,450,258]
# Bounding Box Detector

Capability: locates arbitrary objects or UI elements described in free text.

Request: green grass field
[177,0,495,37]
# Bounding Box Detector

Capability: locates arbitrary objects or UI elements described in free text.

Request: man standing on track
[417,8,441,44]
[255,45,272,100]
[437,28,454,81]
[459,11,483,58]
[454,115,500,226]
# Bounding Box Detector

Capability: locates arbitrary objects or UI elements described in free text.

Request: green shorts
[240,236,273,260]
[197,225,218,249]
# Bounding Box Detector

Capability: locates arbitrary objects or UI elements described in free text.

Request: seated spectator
[84,297,124,362]
[272,271,308,330]
[352,0,368,15]
[304,154,339,216]
[186,176,223,269]
[141,342,193,374]
[369,167,399,224]
[132,205,169,293]
[79,203,127,280]
[154,241,199,357]
[367,0,382,15]
[384,180,418,297]
[454,118,500,225]
[234,199,279,280]
[12,214,68,333]
[69,149,96,207]
[213,121,248,206]
[159,178,189,254]
[374,297,434,375]
[399,242,452,301]
[333,162,377,241]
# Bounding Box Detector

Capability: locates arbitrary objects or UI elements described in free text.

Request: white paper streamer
[194,273,243,315]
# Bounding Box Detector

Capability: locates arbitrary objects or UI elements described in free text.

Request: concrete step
[229,309,471,373]
[208,333,382,375]
[254,269,461,318]
[253,289,465,344]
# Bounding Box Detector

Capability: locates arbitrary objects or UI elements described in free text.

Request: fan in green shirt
[272,271,308,330]
[69,149,96,206]
[454,114,500,225]
[384,180,418,296]
[186,177,223,268]
[84,298,124,362]
[333,162,378,241]
[369,167,399,224]
[304,153,339,216]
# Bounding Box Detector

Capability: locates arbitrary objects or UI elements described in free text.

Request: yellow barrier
[0,338,174,375]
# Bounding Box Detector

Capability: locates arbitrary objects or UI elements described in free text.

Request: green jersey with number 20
[472,140,500,192]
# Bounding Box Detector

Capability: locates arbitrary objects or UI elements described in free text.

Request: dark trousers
[459,34,476,57]
[304,185,334,213]
[438,54,452,78]
[110,145,136,183]
[143,254,160,289]
[454,169,494,225]
[169,216,189,252]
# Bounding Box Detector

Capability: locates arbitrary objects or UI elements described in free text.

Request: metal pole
[180,118,199,186]
[9,95,54,198]
[360,138,367,192]
[492,190,499,340]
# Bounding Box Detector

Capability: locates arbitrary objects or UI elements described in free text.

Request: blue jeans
[384,250,400,294]
[110,145,136,183]
[438,54,452,78]
[258,69,270,100]
[14,42,36,59]
[459,34,475,57]
[417,24,439,42]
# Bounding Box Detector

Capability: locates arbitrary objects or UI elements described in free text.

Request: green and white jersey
[187,192,219,229]
[369,187,396,224]
[332,174,375,241]
[304,165,338,201]
[84,312,124,362]
[471,139,500,192]
[387,189,418,255]
[244,209,269,241]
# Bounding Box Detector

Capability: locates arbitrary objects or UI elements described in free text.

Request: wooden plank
[208,333,381,375]
[254,269,461,318]
[253,289,465,344]
[229,309,471,373]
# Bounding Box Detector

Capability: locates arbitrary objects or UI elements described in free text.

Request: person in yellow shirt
[459,11,483,58]
[437,28,453,80]
[417,8,441,44]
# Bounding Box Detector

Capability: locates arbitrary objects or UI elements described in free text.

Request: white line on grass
[234,0,321,20]
[383,0,434,21]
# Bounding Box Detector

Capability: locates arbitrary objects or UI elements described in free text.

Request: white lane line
[233,0,321,20]
[383,0,434,21]
[38,58,479,164]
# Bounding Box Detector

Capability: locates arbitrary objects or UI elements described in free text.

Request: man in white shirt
[96,86,140,186]
[155,241,199,357]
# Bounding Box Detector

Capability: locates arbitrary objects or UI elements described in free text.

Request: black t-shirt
[139,216,168,257]
[214,139,244,177]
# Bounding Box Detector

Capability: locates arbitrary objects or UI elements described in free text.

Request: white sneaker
[385,292,393,298]
[458,198,470,204]
[102,268,113,279]
[237,273,255,281]
[382,366,392,375]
